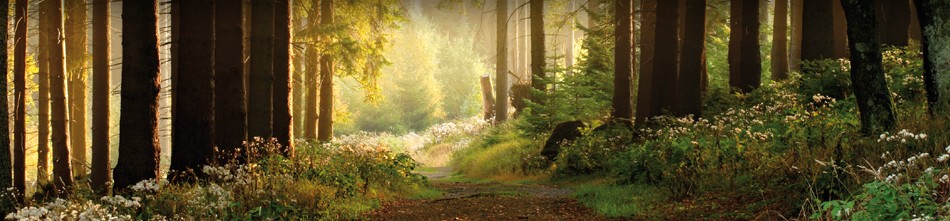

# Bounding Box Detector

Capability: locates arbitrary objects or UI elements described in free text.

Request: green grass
[573,184,668,218]
[410,187,444,199]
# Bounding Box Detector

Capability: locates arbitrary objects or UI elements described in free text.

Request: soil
[367,167,626,221]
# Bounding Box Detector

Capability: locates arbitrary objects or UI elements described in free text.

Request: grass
[572,184,668,218]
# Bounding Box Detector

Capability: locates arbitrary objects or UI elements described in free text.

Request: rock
[541,121,586,163]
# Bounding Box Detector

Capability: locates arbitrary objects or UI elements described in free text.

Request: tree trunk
[841,0,897,134]
[728,0,743,90]
[790,0,803,72]
[215,0,248,153]
[304,47,318,139]
[652,0,680,114]
[37,0,50,185]
[13,0,27,199]
[832,0,848,58]
[65,0,88,177]
[613,0,634,122]
[0,0,8,196]
[49,0,74,194]
[914,0,950,113]
[635,0,657,125]
[771,0,789,80]
[738,0,761,92]
[908,0,922,42]
[115,0,161,190]
[317,0,334,142]
[90,0,110,194]
[675,0,706,117]
[171,0,215,179]
[565,0,575,77]
[480,75,495,121]
[875,0,912,46]
[249,0,275,140]
[495,0,510,124]
[273,0,294,152]
[802,0,836,60]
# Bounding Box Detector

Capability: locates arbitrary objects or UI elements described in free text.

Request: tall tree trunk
[37,0,50,185]
[790,0,803,72]
[529,0,542,102]
[0,0,9,197]
[841,0,897,134]
[875,0,912,46]
[728,0,743,91]
[304,46,318,139]
[565,0,575,77]
[49,0,74,194]
[171,0,215,179]
[495,0,509,124]
[652,0,680,114]
[739,0,761,92]
[675,0,706,117]
[215,0,248,153]
[115,0,161,190]
[771,0,789,80]
[832,0,848,58]
[12,0,27,199]
[802,0,836,61]
[914,0,950,113]
[635,0,657,125]
[273,0,293,152]
[908,0,922,42]
[613,0,634,123]
[317,0,334,142]
[65,0,88,177]
[90,0,110,194]
[249,0,275,140]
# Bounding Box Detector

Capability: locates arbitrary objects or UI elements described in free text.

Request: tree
[635,0,657,125]
[304,47,318,139]
[675,0,706,117]
[115,0,161,190]
[0,0,10,197]
[790,0,803,72]
[273,0,294,152]
[495,0,509,124]
[13,0,28,198]
[215,0,248,153]
[832,1,848,58]
[65,0,88,177]
[840,0,897,134]
[90,0,110,194]
[612,0,633,123]
[250,0,276,140]
[317,0,334,142]
[729,0,743,92]
[171,0,215,178]
[802,0,836,60]
[37,0,50,185]
[49,0,74,193]
[529,0,543,105]
[914,0,950,113]
[729,0,761,93]
[651,0,679,114]
[771,0,789,80]
[875,0,912,46]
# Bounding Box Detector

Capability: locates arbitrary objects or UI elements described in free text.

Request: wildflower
[938,154,948,162]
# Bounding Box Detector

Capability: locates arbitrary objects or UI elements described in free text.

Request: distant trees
[914,0,950,113]
[840,0,897,134]
[802,0,837,60]
[65,0,88,177]
[875,0,913,46]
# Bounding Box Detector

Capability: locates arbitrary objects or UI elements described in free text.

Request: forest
[0,0,948,220]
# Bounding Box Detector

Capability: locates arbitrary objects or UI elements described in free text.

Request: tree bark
[49,0,74,194]
[115,0,161,190]
[728,0,743,90]
[317,0,334,142]
[875,0,912,46]
[304,46,318,139]
[802,0,836,60]
[613,0,634,122]
[908,0,922,42]
[37,0,50,185]
[215,0,248,154]
[841,0,897,134]
[675,0,706,117]
[738,0,761,92]
[914,0,950,113]
[635,0,657,125]
[0,0,9,196]
[249,0,275,140]
[480,75,495,121]
[495,0,509,124]
[273,0,294,152]
[172,0,215,179]
[832,0,849,58]
[12,0,27,198]
[790,0,803,72]
[652,0,680,114]
[91,0,110,194]
[65,0,88,177]
[771,0,790,80]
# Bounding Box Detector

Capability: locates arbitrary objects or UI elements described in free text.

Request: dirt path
[367,167,624,221]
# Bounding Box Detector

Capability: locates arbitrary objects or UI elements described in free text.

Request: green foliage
[451,125,547,177]
[794,44,925,105]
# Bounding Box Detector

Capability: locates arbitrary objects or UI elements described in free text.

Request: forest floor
[366,167,624,221]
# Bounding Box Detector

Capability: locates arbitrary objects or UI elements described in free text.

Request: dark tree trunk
[215,0,248,152]
[675,0,706,117]
[802,0,836,60]
[273,0,294,153]
[115,0,161,190]
[249,0,275,140]
[728,0,743,90]
[317,0,334,142]
[790,0,803,72]
[635,0,657,125]
[172,0,215,179]
[12,0,27,199]
[908,0,922,42]
[772,0,790,80]
[875,0,912,46]
[91,0,110,194]
[65,0,87,177]
[37,0,50,185]
[738,0,761,92]
[652,0,680,114]
[613,0,634,123]
[832,1,849,58]
[0,0,8,196]
[841,0,898,134]
[914,0,950,113]
[49,0,74,194]
[495,0,509,124]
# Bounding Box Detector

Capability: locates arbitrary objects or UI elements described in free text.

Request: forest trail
[367,167,624,221]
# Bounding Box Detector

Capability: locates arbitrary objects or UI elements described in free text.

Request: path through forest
[367,167,623,220]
